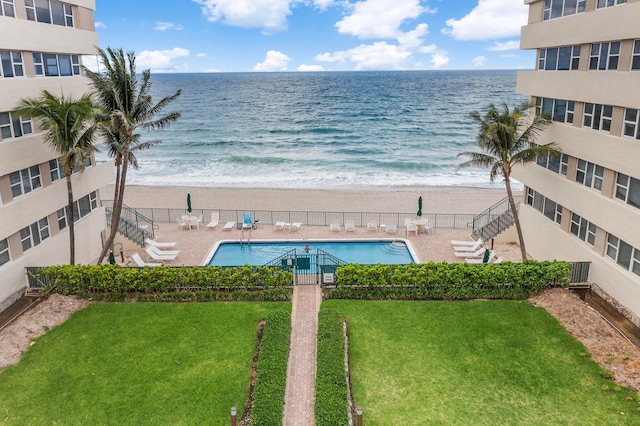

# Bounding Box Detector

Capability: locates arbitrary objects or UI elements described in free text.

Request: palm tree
[458,103,558,262]
[85,47,181,264]
[15,91,98,265]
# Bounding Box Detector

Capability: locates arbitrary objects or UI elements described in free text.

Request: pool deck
[124,222,497,267]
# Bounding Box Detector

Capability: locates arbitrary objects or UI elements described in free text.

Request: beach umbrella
[108,251,116,265]
[417,196,423,217]
[187,193,192,213]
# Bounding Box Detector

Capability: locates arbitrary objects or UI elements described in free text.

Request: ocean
[97,70,528,189]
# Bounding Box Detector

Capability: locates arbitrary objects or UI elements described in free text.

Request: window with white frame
[0,0,15,17]
[538,46,580,70]
[615,173,640,209]
[589,42,621,70]
[543,0,586,20]
[606,234,640,277]
[71,191,98,221]
[33,53,80,77]
[0,112,33,140]
[49,158,64,181]
[576,160,604,191]
[536,98,574,124]
[597,0,627,8]
[25,0,73,27]
[623,108,640,140]
[9,166,41,198]
[535,148,569,176]
[583,103,613,132]
[526,188,563,225]
[633,40,640,70]
[56,207,67,230]
[0,50,24,78]
[20,217,50,252]
[0,238,10,267]
[570,213,596,245]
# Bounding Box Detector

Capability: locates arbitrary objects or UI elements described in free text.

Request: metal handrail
[105,207,153,247]
[102,201,155,238]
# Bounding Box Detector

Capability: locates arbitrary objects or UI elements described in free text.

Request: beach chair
[345,220,356,232]
[451,237,482,247]
[385,223,397,234]
[243,212,254,229]
[454,247,485,258]
[131,252,162,267]
[206,212,220,230]
[452,239,484,252]
[330,219,341,232]
[148,245,180,257]
[404,218,417,236]
[145,246,178,264]
[274,221,286,231]
[177,217,189,230]
[145,238,177,248]
[492,257,503,264]
[466,250,496,264]
[288,222,302,232]
[366,220,378,232]
[222,221,235,231]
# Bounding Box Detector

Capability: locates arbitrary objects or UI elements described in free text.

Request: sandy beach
[101,185,519,215]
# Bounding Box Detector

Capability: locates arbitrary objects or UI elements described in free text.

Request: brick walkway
[283,285,322,426]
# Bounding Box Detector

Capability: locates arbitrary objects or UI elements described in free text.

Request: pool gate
[264,249,346,285]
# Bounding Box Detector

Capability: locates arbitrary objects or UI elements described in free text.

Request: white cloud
[206,68,221,72]
[197,52,207,57]
[473,55,486,67]
[298,64,324,71]
[316,41,412,70]
[155,21,184,31]
[82,55,100,72]
[313,0,335,11]
[254,50,291,71]
[95,21,106,29]
[137,48,190,72]
[193,0,296,33]
[443,0,527,41]
[335,0,430,39]
[487,40,520,51]
[430,53,449,69]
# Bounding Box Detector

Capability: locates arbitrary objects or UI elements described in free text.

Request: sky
[92,0,534,73]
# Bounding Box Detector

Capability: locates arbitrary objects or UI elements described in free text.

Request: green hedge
[250,310,291,425]
[315,309,349,426]
[330,261,571,300]
[29,265,293,297]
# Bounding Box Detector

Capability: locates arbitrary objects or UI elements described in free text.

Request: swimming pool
[206,239,417,266]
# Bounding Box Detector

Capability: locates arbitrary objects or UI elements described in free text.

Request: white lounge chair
[452,239,484,252]
[148,245,180,257]
[404,218,417,236]
[206,212,220,230]
[330,219,341,232]
[466,250,496,264]
[451,237,482,247]
[222,221,235,231]
[492,257,503,264]
[274,221,286,231]
[385,223,397,234]
[345,220,356,232]
[145,238,177,248]
[145,246,178,264]
[132,252,162,267]
[177,217,189,230]
[288,222,302,231]
[454,247,486,258]
[366,220,378,232]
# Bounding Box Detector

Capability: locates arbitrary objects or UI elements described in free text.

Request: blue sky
[93,0,534,73]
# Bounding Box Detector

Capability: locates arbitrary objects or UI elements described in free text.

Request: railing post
[357,406,363,426]
[230,406,236,426]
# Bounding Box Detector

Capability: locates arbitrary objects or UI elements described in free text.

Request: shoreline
[101,184,520,214]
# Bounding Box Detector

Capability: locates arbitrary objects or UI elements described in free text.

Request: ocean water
[97,70,528,189]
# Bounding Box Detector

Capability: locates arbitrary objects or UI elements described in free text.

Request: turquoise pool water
[207,240,415,266]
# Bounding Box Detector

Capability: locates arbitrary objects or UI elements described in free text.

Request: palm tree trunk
[504,176,527,261]
[65,173,75,265]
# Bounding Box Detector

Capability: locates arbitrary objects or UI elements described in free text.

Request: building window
[615,173,640,210]
[606,234,640,277]
[583,103,612,132]
[538,46,580,70]
[71,191,98,222]
[589,42,621,70]
[49,158,64,181]
[0,112,33,140]
[570,213,596,245]
[0,238,10,267]
[33,53,80,77]
[535,148,569,176]
[20,218,50,252]
[623,108,640,140]
[632,40,640,70]
[57,207,67,230]
[25,0,73,27]
[0,51,24,78]
[526,188,563,225]
[543,0,586,20]
[0,0,15,17]
[597,0,627,8]
[576,160,604,191]
[9,166,41,198]
[536,98,574,124]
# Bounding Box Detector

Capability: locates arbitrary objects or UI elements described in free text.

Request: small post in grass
[231,406,237,426]
[357,406,363,426]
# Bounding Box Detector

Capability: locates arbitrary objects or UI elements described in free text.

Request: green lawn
[0,302,290,425]
[323,300,640,425]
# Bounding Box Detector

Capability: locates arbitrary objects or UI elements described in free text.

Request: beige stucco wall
[0,77,92,112]
[0,17,99,55]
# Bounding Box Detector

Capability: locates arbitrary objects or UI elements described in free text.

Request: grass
[323,299,640,425]
[0,302,290,425]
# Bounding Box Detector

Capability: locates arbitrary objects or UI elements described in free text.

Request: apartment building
[516,0,640,324]
[0,0,112,311]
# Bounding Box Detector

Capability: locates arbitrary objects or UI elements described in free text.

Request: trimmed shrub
[250,310,291,425]
[315,309,349,426]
